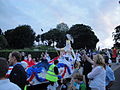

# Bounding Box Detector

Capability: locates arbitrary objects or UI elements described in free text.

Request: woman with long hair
[82,50,106,90]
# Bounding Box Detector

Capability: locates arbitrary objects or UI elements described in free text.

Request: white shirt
[87,66,106,90]
[0,79,21,90]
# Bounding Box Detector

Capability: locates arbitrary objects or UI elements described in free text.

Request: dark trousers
[85,74,91,90]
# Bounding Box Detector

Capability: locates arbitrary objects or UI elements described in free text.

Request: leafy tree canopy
[113,25,120,47]
[41,28,66,47]
[4,25,35,49]
[0,29,2,35]
[67,24,99,49]
[0,35,8,49]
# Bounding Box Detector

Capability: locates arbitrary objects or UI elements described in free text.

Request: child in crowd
[69,73,86,90]
[72,61,82,76]
[60,78,68,90]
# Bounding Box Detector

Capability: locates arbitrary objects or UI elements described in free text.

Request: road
[110,63,120,90]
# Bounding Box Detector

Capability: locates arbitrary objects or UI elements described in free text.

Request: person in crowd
[23,54,35,67]
[21,52,25,61]
[45,51,51,62]
[105,49,112,64]
[69,73,86,90]
[112,47,117,62]
[69,61,84,90]
[46,60,59,90]
[72,61,82,76]
[0,57,21,90]
[81,50,92,90]
[100,51,112,67]
[83,50,106,90]
[8,51,28,90]
[32,58,37,64]
[27,54,36,67]
[104,55,115,90]
[60,78,68,90]
[75,50,81,62]
[40,52,45,59]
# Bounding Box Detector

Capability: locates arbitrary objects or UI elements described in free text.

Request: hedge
[0,50,59,60]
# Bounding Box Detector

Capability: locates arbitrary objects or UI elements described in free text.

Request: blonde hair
[73,73,83,81]
[94,54,105,67]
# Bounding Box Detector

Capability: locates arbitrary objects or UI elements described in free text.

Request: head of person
[8,51,21,65]
[93,54,105,67]
[74,61,80,69]
[28,54,32,58]
[40,53,46,60]
[61,78,67,84]
[104,55,109,64]
[73,73,83,83]
[28,54,32,61]
[0,57,9,79]
[80,50,86,55]
[54,60,59,65]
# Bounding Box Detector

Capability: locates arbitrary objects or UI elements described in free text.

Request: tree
[0,28,3,35]
[41,28,66,47]
[113,25,120,47]
[4,25,35,49]
[4,29,14,48]
[56,23,69,32]
[0,35,8,49]
[67,24,99,49]
[35,34,40,45]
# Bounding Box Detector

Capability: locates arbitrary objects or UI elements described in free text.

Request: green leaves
[113,25,120,47]
[41,28,66,47]
[0,35,8,49]
[67,24,99,49]
[4,25,35,49]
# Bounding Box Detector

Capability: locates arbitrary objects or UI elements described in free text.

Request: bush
[0,50,58,60]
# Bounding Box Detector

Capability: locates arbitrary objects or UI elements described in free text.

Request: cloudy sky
[0,0,120,49]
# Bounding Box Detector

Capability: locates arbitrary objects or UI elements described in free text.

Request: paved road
[111,63,120,71]
[110,63,120,90]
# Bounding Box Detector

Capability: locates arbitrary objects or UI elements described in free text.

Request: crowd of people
[0,47,119,90]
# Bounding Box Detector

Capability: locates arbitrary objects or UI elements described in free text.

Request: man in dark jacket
[8,51,28,90]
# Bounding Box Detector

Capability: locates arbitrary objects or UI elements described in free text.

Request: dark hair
[54,60,59,65]
[0,57,9,78]
[62,78,67,84]
[104,55,109,64]
[11,51,21,62]
[74,61,80,69]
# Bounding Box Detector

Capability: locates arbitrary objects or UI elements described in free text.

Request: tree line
[0,23,119,49]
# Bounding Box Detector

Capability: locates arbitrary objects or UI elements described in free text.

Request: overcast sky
[0,0,120,49]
